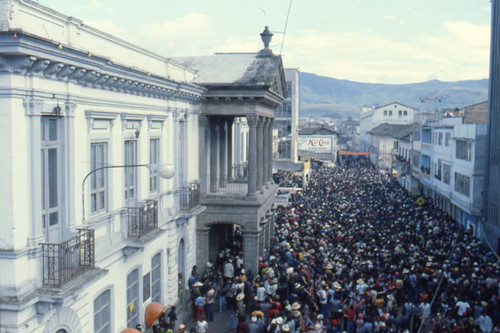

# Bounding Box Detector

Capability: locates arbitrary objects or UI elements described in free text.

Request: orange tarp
[338,151,371,156]
[145,302,166,327]
[121,329,140,333]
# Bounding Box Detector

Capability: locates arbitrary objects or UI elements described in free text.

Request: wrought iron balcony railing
[41,229,95,287]
[127,200,158,237]
[179,183,200,211]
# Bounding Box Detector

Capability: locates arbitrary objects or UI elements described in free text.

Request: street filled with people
[180,162,500,333]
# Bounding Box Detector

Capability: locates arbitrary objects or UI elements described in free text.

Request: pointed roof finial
[260,26,273,50]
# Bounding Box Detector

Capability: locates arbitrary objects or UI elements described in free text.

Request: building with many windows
[359,102,416,151]
[451,123,487,238]
[0,1,203,332]
[274,68,299,164]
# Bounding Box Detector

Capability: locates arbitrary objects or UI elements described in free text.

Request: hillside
[299,72,489,119]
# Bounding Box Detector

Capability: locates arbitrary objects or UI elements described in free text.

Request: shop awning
[338,151,371,156]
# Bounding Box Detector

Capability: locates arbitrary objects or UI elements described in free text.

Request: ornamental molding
[0,54,202,103]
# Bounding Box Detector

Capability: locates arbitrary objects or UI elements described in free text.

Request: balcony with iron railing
[41,229,95,287]
[206,178,248,197]
[127,200,158,238]
[179,183,200,211]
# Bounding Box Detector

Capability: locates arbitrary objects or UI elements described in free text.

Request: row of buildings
[0,1,303,332]
[360,101,494,250]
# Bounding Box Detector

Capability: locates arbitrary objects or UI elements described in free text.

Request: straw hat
[236,294,245,302]
[193,282,203,287]
[282,324,290,332]
[292,302,301,310]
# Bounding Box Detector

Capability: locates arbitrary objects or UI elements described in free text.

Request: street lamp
[82,163,174,221]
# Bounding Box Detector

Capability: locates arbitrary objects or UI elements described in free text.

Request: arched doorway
[208,224,242,264]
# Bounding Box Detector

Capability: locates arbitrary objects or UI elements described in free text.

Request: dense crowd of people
[173,162,500,333]
[273,171,303,188]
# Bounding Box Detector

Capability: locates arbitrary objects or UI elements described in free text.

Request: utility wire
[280,0,293,55]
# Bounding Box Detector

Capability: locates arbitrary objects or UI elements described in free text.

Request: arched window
[94,290,111,333]
[151,253,162,303]
[127,269,140,328]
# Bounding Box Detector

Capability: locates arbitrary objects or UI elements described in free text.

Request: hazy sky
[38,0,492,84]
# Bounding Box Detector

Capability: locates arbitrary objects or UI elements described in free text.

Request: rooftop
[368,123,413,139]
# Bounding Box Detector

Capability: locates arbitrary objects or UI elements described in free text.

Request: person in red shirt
[343,305,356,333]
[236,314,249,333]
[270,295,282,311]
[268,303,281,320]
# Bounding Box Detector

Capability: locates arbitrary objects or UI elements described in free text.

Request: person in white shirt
[224,260,234,281]
[455,300,471,317]
[196,316,210,333]
[476,312,493,333]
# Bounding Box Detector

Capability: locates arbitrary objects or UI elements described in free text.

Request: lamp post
[82,163,174,221]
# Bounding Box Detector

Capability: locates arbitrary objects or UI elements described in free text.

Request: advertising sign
[298,136,333,152]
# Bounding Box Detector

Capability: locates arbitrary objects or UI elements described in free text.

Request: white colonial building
[0,1,203,332]
[360,102,416,151]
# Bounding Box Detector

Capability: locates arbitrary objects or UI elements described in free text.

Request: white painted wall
[0,1,202,331]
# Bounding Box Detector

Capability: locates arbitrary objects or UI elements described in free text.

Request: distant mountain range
[299,72,489,119]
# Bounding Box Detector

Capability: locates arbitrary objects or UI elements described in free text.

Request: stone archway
[208,223,239,265]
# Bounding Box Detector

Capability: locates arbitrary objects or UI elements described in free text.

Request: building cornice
[0,34,204,103]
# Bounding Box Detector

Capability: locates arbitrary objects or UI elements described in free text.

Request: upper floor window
[445,133,451,147]
[91,142,108,214]
[150,139,160,193]
[456,140,472,161]
[404,110,408,116]
[384,110,387,116]
[398,110,402,117]
[454,172,470,196]
[438,133,443,146]
[443,164,451,184]
[124,140,137,200]
[389,110,393,116]
[41,117,60,230]
[94,290,111,333]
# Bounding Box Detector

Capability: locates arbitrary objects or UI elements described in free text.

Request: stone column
[198,115,208,193]
[257,117,264,191]
[227,117,234,181]
[24,99,45,246]
[265,212,274,250]
[242,229,259,274]
[247,115,259,196]
[209,117,218,192]
[268,118,275,182]
[196,227,211,273]
[262,118,269,186]
[219,118,227,187]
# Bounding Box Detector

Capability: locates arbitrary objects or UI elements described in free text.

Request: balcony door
[124,140,137,205]
[41,117,62,243]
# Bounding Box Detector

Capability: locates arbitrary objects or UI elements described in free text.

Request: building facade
[274,69,299,163]
[359,102,416,151]
[0,1,203,332]
[485,0,500,254]
[174,27,287,274]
